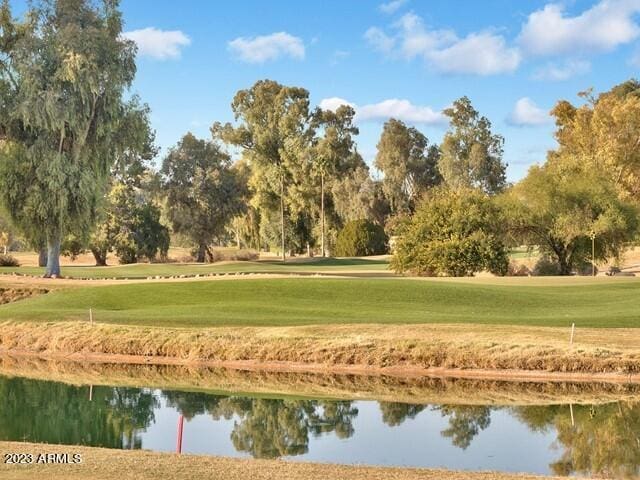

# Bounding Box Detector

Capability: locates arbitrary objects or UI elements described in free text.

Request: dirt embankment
[1,321,639,382]
[0,441,577,480]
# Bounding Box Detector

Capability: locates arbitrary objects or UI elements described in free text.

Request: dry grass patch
[0,441,574,480]
[1,322,639,377]
[0,288,47,305]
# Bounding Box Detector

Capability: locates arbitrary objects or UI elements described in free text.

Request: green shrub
[0,254,19,267]
[532,256,560,276]
[391,188,509,276]
[334,219,387,257]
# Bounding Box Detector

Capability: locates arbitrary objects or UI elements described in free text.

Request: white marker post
[570,403,575,427]
[89,308,93,325]
[570,323,575,346]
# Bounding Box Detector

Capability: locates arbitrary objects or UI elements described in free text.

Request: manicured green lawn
[1,277,639,328]
[0,257,390,279]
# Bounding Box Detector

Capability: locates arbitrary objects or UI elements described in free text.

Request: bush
[391,188,509,276]
[508,262,531,276]
[205,248,260,263]
[231,249,259,261]
[574,260,597,276]
[334,220,388,257]
[532,256,561,276]
[0,254,19,267]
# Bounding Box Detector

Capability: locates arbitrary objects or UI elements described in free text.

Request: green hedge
[334,219,387,257]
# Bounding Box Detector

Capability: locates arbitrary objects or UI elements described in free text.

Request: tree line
[0,0,638,277]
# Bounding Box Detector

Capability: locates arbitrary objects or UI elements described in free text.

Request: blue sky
[10,0,640,180]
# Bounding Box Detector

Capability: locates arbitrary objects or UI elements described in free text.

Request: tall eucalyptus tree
[213,80,314,262]
[0,0,139,277]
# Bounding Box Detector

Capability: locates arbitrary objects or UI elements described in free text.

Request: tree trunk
[280,174,286,263]
[38,248,47,267]
[321,172,325,258]
[44,235,61,278]
[91,248,108,267]
[196,244,206,263]
[557,251,572,276]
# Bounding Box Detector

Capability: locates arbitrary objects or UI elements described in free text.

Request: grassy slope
[0,257,390,279]
[1,277,639,328]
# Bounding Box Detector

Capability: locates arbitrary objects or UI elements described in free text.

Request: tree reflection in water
[379,402,491,451]
[436,406,492,450]
[0,376,157,449]
[163,391,358,458]
[0,374,638,477]
[513,402,640,478]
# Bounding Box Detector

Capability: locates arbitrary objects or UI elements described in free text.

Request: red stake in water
[176,414,184,454]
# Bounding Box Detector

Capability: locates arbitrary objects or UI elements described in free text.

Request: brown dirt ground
[0,442,576,480]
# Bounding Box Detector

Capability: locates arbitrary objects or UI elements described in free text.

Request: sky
[9,0,640,181]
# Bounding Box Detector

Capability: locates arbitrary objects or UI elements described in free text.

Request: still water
[0,374,638,478]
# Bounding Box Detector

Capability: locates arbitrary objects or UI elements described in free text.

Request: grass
[0,442,566,480]
[1,277,639,328]
[0,257,390,279]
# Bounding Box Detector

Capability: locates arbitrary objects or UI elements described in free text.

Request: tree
[334,219,387,257]
[331,165,390,226]
[162,133,245,263]
[0,214,14,254]
[226,159,260,250]
[504,163,638,275]
[549,79,640,202]
[213,80,314,262]
[439,97,506,194]
[374,118,441,214]
[391,188,509,276]
[0,0,138,277]
[88,99,161,266]
[312,105,359,256]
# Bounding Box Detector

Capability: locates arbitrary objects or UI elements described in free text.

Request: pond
[0,372,638,478]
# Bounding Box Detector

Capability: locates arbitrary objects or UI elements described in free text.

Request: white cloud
[319,97,355,111]
[379,0,408,14]
[228,32,305,63]
[319,97,445,124]
[532,59,591,81]
[519,1,640,56]
[365,13,520,75]
[364,27,396,53]
[507,97,550,126]
[428,32,521,75]
[359,99,445,123]
[123,28,191,60]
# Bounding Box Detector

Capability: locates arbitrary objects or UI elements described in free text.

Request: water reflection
[514,403,640,478]
[163,391,358,458]
[0,374,638,478]
[0,376,157,448]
